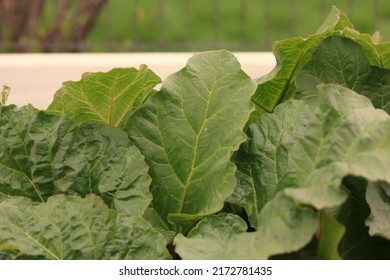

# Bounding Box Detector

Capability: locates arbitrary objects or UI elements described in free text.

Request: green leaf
[296,36,390,113]
[0,193,7,204]
[229,99,307,227]
[174,213,247,259]
[188,213,247,239]
[0,105,151,215]
[317,210,345,260]
[125,50,256,229]
[284,86,390,207]
[250,6,390,122]
[339,28,390,68]
[331,178,390,259]
[143,207,176,244]
[250,6,351,119]
[174,192,318,259]
[0,195,170,260]
[1,85,10,106]
[47,66,161,128]
[176,85,390,260]
[365,182,390,240]
[376,43,390,68]
[230,84,390,228]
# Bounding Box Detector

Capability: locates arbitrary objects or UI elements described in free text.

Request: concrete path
[1,52,275,109]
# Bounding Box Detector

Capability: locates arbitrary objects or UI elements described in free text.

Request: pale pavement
[0,52,275,109]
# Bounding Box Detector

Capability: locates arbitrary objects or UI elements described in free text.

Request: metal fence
[0,0,388,52]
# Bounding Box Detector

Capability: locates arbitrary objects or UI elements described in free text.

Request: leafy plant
[249,5,390,122]
[1,85,10,106]
[0,6,389,259]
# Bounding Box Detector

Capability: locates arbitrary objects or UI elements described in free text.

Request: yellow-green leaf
[47,66,161,128]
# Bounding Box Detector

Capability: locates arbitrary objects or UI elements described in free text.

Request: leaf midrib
[0,163,44,203]
[95,70,154,127]
[6,217,60,260]
[176,65,219,214]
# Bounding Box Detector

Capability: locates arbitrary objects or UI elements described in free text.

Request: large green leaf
[174,192,318,259]
[0,105,151,215]
[250,6,390,122]
[47,66,161,128]
[296,36,390,113]
[230,84,390,228]
[125,50,256,229]
[284,87,390,207]
[0,195,170,260]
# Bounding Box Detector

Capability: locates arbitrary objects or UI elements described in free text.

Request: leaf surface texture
[47,66,161,128]
[0,195,169,259]
[126,50,256,228]
[0,105,151,215]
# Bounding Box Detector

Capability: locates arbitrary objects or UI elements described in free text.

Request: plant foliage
[0,6,389,259]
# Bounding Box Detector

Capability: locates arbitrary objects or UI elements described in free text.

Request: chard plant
[0,6,389,260]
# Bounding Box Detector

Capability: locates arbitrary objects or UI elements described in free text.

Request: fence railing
[0,0,388,52]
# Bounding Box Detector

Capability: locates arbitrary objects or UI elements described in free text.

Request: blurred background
[0,0,389,53]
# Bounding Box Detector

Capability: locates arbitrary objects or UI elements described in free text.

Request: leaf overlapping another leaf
[176,85,390,259]
[366,182,390,240]
[296,36,390,113]
[125,50,256,229]
[0,105,151,215]
[174,213,248,259]
[0,195,170,260]
[175,192,318,259]
[328,178,390,260]
[1,5,389,260]
[230,84,390,229]
[250,6,390,123]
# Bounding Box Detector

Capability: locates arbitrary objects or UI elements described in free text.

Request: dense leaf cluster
[1,6,389,259]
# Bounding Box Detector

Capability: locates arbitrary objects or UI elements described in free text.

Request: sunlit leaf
[47,66,161,128]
